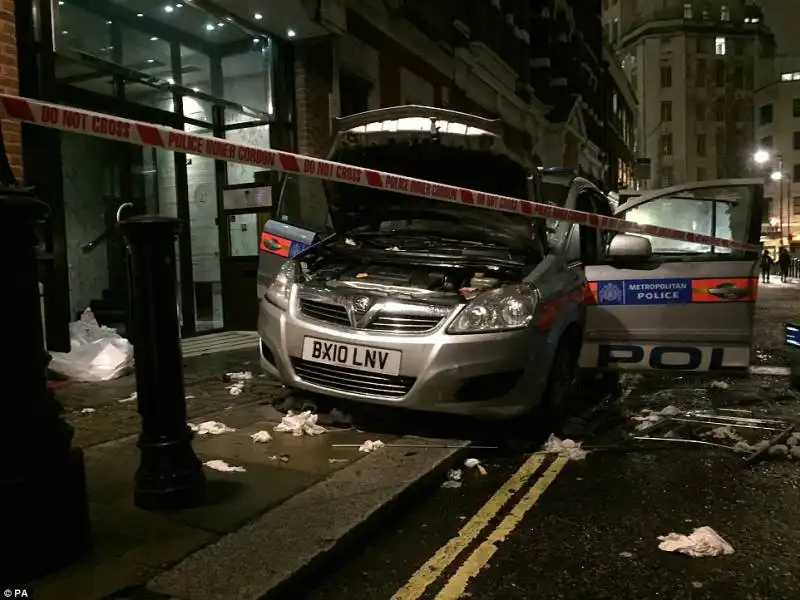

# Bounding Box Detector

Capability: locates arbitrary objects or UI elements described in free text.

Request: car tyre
[540,334,581,428]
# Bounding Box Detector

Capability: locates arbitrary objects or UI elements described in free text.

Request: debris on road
[442,469,462,489]
[631,406,797,462]
[464,458,488,475]
[619,551,634,558]
[358,439,385,453]
[224,371,252,396]
[250,430,272,443]
[328,458,348,464]
[274,410,326,436]
[204,459,246,473]
[190,421,236,435]
[657,526,734,558]
[710,380,730,390]
[119,391,137,403]
[80,407,96,414]
[631,405,681,431]
[542,434,587,460]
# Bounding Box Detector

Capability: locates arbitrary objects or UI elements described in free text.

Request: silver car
[257,106,765,419]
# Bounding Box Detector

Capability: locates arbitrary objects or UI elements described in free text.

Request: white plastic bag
[49,308,134,382]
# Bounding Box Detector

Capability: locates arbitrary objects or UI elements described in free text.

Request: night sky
[759,0,800,54]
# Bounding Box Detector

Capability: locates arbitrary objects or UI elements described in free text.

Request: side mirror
[607,234,652,260]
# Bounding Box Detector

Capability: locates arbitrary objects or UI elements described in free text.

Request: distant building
[754,54,800,251]
[604,0,775,189]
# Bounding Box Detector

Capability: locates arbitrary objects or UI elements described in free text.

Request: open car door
[580,179,763,373]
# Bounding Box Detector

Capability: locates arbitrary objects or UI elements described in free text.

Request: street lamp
[753,150,786,247]
[754,149,770,165]
[771,170,783,182]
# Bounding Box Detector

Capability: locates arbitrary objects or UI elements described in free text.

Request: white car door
[580,179,764,373]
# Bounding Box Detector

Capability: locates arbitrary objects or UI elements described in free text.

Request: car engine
[299,258,515,301]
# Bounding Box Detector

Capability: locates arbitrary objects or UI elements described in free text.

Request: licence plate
[301,337,402,376]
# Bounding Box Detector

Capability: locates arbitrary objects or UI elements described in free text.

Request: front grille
[366,314,444,333]
[299,298,349,327]
[292,358,416,398]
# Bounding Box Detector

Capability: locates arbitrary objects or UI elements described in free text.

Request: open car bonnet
[323,106,537,248]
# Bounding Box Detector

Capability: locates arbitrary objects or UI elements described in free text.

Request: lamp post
[754,150,785,248]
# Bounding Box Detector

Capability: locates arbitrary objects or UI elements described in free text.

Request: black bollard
[0,187,92,582]
[119,215,206,510]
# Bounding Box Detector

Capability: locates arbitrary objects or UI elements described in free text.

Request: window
[697,134,706,156]
[660,64,672,87]
[795,197,800,216]
[794,132,800,150]
[715,60,725,87]
[661,101,673,122]
[733,65,743,88]
[621,184,755,255]
[781,72,800,81]
[761,135,773,148]
[660,134,673,155]
[660,166,674,187]
[715,37,727,56]
[721,5,730,21]
[759,104,773,125]
[697,166,707,180]
[683,3,693,19]
[715,98,726,121]
[696,100,706,121]
[794,98,800,117]
[696,58,706,85]
[794,164,800,182]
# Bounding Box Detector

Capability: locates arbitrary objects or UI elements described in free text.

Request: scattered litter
[660,405,681,416]
[464,458,488,475]
[250,430,272,443]
[274,410,326,437]
[268,455,279,461]
[691,581,703,589]
[204,459,246,473]
[710,380,730,390]
[768,444,789,456]
[49,308,134,382]
[190,421,236,435]
[787,432,800,446]
[226,371,253,381]
[359,439,385,453]
[619,551,634,558]
[328,458,348,464]
[225,371,252,396]
[442,469,462,488]
[119,392,137,403]
[542,434,587,460]
[279,454,290,463]
[80,407,96,414]
[657,526,734,558]
[701,426,745,442]
[186,395,196,400]
[631,405,679,431]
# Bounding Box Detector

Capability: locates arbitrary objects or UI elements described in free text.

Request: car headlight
[448,285,539,334]
[265,260,295,310]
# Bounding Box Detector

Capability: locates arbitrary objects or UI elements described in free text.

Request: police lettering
[597,343,733,371]
[636,291,678,301]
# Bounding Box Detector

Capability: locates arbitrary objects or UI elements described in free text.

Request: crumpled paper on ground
[204,459,246,473]
[225,371,252,395]
[464,458,488,475]
[250,430,272,443]
[442,468,462,488]
[658,526,734,557]
[359,439,385,453]
[274,410,326,436]
[190,421,235,435]
[543,434,587,460]
[631,405,681,430]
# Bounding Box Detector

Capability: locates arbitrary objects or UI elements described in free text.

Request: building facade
[10,0,635,349]
[754,54,800,251]
[605,0,775,189]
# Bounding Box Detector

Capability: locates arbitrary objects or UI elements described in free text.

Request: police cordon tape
[0,94,760,252]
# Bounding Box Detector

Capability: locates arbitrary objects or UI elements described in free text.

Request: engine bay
[298,256,520,302]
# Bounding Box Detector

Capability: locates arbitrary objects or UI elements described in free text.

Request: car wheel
[541,336,580,426]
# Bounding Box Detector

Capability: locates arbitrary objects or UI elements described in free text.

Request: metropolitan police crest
[598,281,624,304]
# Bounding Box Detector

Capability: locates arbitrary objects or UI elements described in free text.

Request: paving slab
[147,436,471,600]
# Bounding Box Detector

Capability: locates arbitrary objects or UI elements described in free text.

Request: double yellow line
[391,453,569,600]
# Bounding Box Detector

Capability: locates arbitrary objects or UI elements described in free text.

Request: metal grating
[299,298,350,327]
[366,314,444,333]
[291,358,416,398]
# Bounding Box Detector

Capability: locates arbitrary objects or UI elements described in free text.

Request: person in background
[779,247,791,283]
[760,249,773,283]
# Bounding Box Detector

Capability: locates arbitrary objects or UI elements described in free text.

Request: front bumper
[257,296,553,419]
